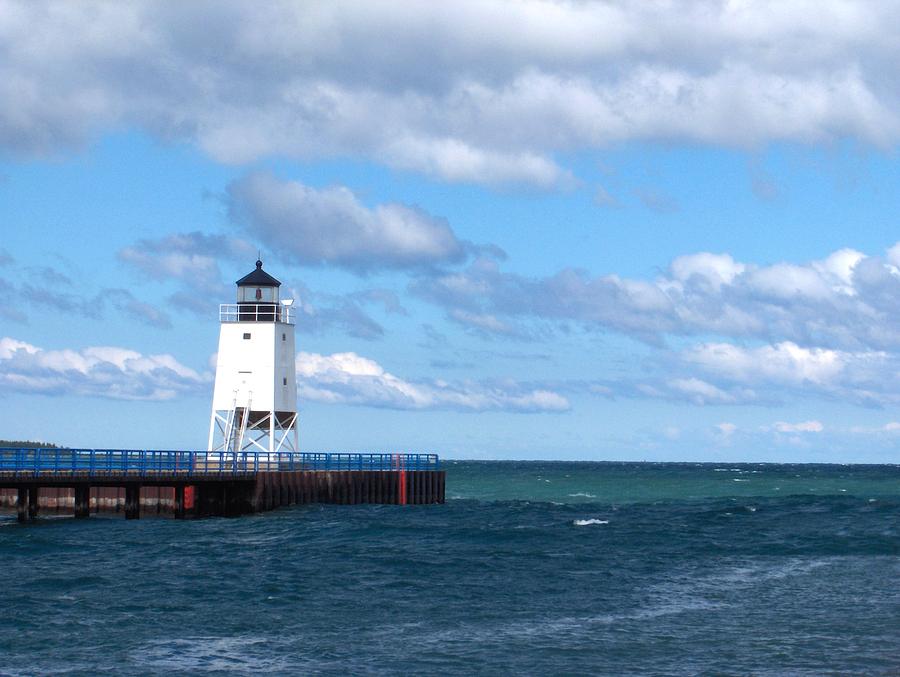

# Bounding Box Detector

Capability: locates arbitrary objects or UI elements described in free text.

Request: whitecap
[567,492,597,498]
[732,478,750,482]
[573,519,608,526]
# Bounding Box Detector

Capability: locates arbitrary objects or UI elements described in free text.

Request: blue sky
[3,1,900,461]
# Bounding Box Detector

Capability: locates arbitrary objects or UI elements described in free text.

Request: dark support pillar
[223,481,249,517]
[74,485,90,518]
[28,486,39,519]
[174,485,186,519]
[16,487,28,523]
[222,483,231,516]
[124,485,141,520]
[194,485,207,517]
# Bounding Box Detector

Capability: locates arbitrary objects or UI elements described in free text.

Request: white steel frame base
[207,409,299,454]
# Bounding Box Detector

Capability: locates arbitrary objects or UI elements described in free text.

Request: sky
[3,1,900,462]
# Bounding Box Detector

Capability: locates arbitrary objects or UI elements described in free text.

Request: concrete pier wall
[0,486,178,515]
[0,470,445,519]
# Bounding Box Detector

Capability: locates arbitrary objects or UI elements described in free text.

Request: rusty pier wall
[0,470,446,520]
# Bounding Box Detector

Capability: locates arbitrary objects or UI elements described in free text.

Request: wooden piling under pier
[0,470,445,520]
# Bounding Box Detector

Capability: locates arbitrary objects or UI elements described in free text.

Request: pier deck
[0,449,444,521]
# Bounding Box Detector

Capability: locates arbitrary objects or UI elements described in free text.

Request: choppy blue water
[2,461,899,675]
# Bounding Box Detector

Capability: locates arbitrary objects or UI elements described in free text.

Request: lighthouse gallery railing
[0,449,439,477]
[219,303,295,324]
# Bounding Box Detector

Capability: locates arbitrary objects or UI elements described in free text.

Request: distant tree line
[0,440,59,448]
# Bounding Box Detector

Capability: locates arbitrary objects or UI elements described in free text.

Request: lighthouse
[207,260,298,454]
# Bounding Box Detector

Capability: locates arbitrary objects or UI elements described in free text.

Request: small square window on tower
[243,333,251,340]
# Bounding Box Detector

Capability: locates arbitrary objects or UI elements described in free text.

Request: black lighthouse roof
[236,260,281,287]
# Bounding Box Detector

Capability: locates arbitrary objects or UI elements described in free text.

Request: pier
[0,448,444,521]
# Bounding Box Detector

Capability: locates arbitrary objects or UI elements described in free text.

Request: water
[1,461,899,675]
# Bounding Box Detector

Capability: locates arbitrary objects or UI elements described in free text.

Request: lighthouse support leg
[207,410,217,452]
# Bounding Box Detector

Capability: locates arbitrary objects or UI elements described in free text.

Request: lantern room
[234,260,284,323]
[236,259,281,304]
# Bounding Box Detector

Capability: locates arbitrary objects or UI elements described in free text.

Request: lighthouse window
[282,333,286,341]
[283,377,287,386]
[243,333,251,340]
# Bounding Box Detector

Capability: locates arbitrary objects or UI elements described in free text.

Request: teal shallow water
[1,461,899,675]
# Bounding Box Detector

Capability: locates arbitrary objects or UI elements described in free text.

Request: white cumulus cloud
[227,172,467,272]
[4,2,900,186]
[0,337,208,400]
[774,420,824,433]
[296,350,569,413]
[412,243,900,351]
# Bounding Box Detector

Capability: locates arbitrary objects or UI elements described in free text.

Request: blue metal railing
[0,449,440,478]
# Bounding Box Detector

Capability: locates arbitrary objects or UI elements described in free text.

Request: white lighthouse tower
[207,260,298,454]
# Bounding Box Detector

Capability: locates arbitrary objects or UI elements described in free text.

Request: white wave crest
[573,519,609,526]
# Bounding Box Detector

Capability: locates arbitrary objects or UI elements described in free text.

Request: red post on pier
[394,454,407,505]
